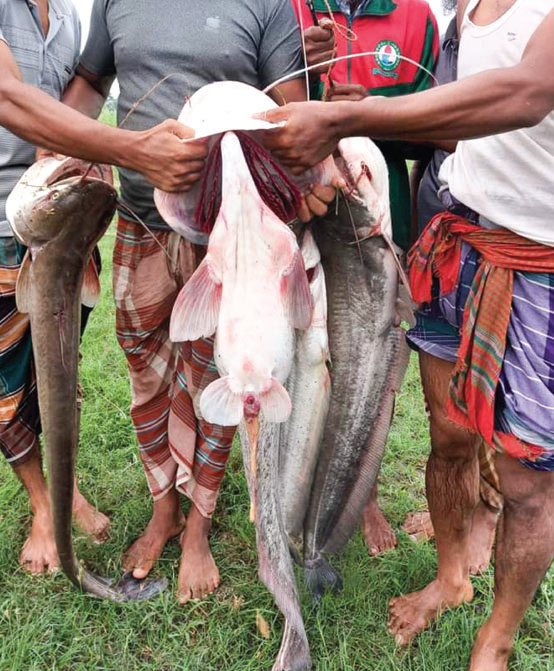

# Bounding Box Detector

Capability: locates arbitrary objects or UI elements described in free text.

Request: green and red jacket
[293,0,439,250]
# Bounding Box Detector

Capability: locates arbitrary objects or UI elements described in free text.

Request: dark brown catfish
[303,138,411,598]
[6,157,166,601]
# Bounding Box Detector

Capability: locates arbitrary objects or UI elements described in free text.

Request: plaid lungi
[0,237,98,468]
[113,217,235,518]
[408,204,554,472]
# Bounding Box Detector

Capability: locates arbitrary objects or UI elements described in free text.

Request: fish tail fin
[81,256,101,308]
[260,378,291,423]
[199,376,242,426]
[304,554,343,602]
[170,257,221,342]
[282,249,313,330]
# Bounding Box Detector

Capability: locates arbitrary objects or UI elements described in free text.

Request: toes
[178,586,193,605]
[132,563,153,580]
[191,583,205,601]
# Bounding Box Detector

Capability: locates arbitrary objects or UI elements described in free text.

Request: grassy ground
[1,236,553,666]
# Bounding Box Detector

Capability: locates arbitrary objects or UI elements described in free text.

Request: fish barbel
[6,157,167,601]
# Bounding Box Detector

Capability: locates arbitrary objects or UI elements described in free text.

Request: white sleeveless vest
[439,0,554,245]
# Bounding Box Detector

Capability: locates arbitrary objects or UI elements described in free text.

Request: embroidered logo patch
[374,40,401,76]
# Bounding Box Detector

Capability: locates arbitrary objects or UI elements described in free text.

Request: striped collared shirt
[0,0,80,236]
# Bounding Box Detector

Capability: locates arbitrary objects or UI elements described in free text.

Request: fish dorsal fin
[81,257,101,308]
[170,256,222,342]
[15,250,32,314]
[260,378,291,423]
[199,376,242,426]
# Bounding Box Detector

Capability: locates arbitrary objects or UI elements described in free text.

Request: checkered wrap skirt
[113,217,235,518]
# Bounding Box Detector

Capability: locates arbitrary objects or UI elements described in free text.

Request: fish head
[336,137,392,240]
[6,158,117,250]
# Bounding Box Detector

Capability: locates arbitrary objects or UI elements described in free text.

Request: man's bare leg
[123,487,185,579]
[467,498,499,575]
[362,482,397,555]
[470,454,554,671]
[15,452,59,574]
[177,502,220,603]
[15,452,111,573]
[72,481,110,543]
[402,499,498,575]
[389,352,476,644]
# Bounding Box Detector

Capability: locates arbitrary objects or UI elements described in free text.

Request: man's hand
[257,102,341,174]
[129,119,208,192]
[304,19,336,74]
[297,184,337,222]
[327,83,367,102]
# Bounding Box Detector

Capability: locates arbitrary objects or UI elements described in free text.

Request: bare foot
[402,511,435,543]
[73,487,111,543]
[19,509,59,575]
[177,504,220,604]
[468,501,499,575]
[123,489,185,579]
[362,500,397,556]
[388,578,473,645]
[469,621,511,671]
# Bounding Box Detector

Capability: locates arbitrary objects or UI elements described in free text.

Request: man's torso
[440,0,554,244]
[294,0,438,250]
[80,0,303,229]
[0,0,80,235]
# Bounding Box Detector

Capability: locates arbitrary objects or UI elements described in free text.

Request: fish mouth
[44,158,112,188]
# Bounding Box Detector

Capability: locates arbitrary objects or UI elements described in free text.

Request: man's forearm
[61,73,108,119]
[335,64,547,143]
[0,75,136,166]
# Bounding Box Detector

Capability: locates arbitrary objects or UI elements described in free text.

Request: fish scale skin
[304,198,400,574]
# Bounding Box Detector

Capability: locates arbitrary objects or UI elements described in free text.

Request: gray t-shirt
[0,0,81,236]
[80,0,304,230]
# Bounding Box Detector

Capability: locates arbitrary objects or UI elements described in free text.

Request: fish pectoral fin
[15,250,32,314]
[170,257,222,342]
[260,378,291,423]
[281,250,313,330]
[199,376,243,426]
[81,257,101,308]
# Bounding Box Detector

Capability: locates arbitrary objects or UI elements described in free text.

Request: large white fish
[170,130,313,430]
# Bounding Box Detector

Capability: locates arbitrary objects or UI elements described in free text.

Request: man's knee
[497,454,554,516]
[429,414,477,461]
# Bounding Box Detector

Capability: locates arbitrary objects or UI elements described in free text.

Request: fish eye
[51,191,60,201]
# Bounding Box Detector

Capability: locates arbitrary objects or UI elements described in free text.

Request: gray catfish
[6,157,166,601]
[304,138,411,598]
[279,230,330,540]
[240,416,312,671]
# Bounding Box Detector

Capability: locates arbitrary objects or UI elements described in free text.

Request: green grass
[1,229,553,670]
